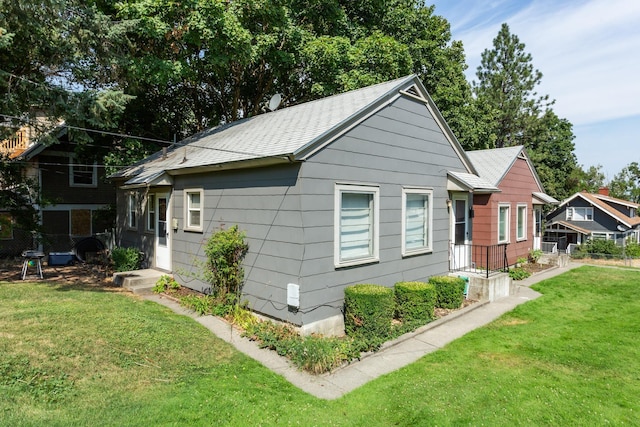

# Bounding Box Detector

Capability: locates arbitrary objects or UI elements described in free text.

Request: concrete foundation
[456,272,514,302]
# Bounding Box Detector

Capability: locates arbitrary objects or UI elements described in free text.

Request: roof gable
[556,191,640,228]
[112,75,475,185]
[466,145,544,191]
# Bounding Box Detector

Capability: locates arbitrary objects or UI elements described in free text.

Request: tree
[571,164,606,194]
[471,23,579,201]
[0,0,132,139]
[473,23,552,148]
[0,154,41,237]
[526,110,580,201]
[609,162,640,203]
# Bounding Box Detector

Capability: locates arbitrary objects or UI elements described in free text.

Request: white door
[451,194,471,269]
[155,193,171,270]
[533,207,542,250]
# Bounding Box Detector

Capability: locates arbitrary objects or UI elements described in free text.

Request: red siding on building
[472,157,541,266]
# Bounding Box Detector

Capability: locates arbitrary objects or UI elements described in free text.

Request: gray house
[110,75,482,334]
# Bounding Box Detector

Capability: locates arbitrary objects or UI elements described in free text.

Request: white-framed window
[566,207,593,221]
[127,193,137,229]
[498,204,510,243]
[516,204,527,241]
[147,194,156,232]
[334,184,379,267]
[69,159,97,187]
[184,189,204,232]
[402,187,433,256]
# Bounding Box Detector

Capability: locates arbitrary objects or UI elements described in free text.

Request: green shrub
[110,247,141,272]
[429,276,465,309]
[529,249,543,263]
[203,225,249,298]
[179,294,214,315]
[153,275,180,293]
[624,242,640,258]
[243,321,361,374]
[509,267,531,281]
[394,281,436,328]
[344,284,394,350]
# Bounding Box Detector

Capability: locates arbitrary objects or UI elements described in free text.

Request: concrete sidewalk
[141,261,582,400]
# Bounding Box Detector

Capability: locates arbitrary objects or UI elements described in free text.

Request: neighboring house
[110,75,483,334]
[0,127,115,255]
[545,188,640,251]
[450,146,558,267]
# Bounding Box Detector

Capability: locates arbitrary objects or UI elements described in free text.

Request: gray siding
[114,93,471,328]
[295,96,467,325]
[170,164,305,324]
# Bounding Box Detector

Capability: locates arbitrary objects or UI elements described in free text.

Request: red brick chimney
[598,187,610,196]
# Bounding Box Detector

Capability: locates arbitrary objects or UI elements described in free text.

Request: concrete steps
[113,269,166,294]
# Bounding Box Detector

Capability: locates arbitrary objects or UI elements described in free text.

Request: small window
[127,193,137,229]
[334,184,379,267]
[70,160,97,187]
[402,188,433,256]
[0,213,13,239]
[147,194,156,232]
[516,204,527,241]
[498,204,510,243]
[185,189,204,232]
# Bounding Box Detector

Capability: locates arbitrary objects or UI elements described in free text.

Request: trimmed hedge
[344,284,394,350]
[394,281,436,327]
[429,276,465,309]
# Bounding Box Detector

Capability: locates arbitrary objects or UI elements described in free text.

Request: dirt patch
[434,298,478,319]
[0,257,115,288]
[520,262,554,275]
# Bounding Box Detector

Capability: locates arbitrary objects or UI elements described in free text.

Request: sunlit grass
[1,266,639,425]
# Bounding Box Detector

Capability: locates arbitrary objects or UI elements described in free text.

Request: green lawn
[1,265,639,426]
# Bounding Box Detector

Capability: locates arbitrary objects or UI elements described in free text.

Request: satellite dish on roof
[268,93,282,111]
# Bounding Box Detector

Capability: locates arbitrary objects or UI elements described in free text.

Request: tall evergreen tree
[473,23,551,148]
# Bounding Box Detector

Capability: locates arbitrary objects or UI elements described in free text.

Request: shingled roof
[111,75,475,187]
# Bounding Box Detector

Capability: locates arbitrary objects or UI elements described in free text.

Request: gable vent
[400,84,428,103]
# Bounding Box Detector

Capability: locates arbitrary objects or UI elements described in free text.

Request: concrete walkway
[141,262,582,400]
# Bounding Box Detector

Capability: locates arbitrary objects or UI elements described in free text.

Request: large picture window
[334,184,379,267]
[184,189,204,232]
[402,188,433,256]
[516,204,527,241]
[498,204,510,243]
[566,207,593,221]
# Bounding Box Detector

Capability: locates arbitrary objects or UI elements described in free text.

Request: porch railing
[541,241,558,254]
[450,243,509,278]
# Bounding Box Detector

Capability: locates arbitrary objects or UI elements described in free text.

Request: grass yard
[1,265,639,426]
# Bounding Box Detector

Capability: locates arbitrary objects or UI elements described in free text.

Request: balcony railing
[450,243,509,278]
[0,130,28,155]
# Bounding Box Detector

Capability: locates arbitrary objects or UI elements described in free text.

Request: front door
[451,194,470,269]
[533,207,542,250]
[155,193,171,270]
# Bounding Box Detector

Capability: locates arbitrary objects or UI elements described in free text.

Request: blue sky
[430,0,640,180]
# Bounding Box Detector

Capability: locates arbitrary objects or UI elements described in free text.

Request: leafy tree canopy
[609,162,640,203]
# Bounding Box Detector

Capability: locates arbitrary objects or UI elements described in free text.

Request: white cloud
[438,0,640,125]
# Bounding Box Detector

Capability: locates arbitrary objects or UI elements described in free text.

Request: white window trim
[146,194,156,232]
[69,159,98,188]
[401,187,433,257]
[334,183,380,268]
[127,193,137,229]
[498,204,510,244]
[516,204,527,241]
[184,188,204,232]
[566,206,594,221]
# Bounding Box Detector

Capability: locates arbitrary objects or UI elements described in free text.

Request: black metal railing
[450,243,509,278]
